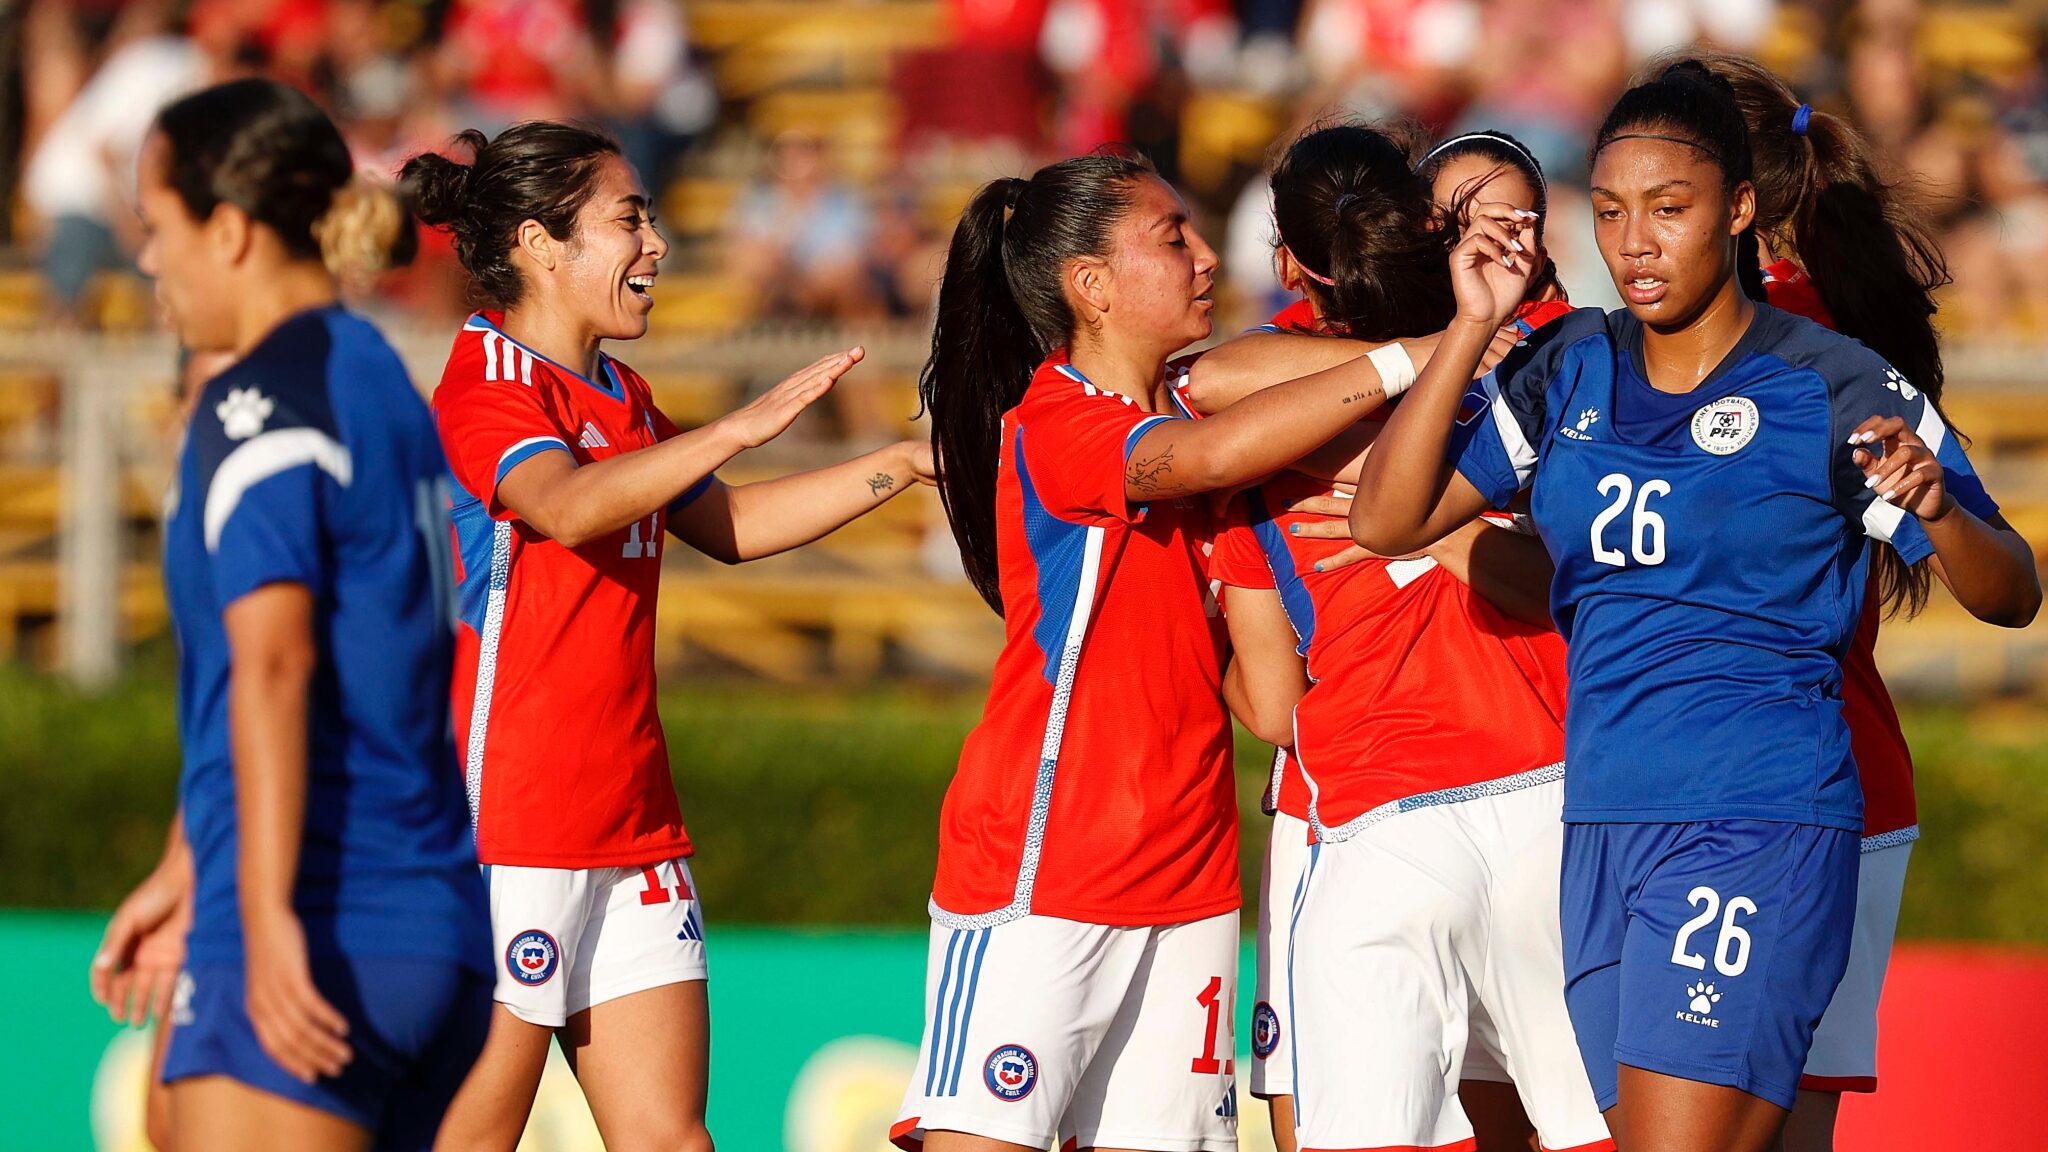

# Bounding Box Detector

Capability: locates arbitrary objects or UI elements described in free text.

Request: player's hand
[243,909,351,1083]
[1285,491,1372,573]
[1479,323,1523,374]
[721,347,863,449]
[92,865,192,1027]
[1850,414,1952,522]
[1450,204,1537,328]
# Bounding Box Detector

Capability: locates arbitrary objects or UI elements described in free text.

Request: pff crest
[1690,396,1760,456]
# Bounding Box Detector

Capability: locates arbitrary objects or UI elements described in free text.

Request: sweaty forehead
[1591,134,1725,192]
[580,156,647,210]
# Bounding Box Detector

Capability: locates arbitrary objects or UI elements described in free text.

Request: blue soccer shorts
[162,953,491,1150]
[1560,819,1859,1111]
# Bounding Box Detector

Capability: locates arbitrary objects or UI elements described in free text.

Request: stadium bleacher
[0,0,2040,688]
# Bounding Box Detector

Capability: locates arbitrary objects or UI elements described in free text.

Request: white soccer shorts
[892,910,1240,1152]
[1290,778,1611,1152]
[1802,835,1913,1092]
[485,857,708,1028]
[1252,812,1311,1099]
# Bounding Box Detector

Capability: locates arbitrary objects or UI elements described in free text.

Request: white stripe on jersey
[465,519,514,829]
[497,436,568,476]
[930,523,1108,930]
[481,331,501,381]
[203,427,354,552]
[1481,372,1537,487]
[1915,401,1947,457]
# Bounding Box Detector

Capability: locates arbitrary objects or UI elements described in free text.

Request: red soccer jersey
[1764,259,1916,838]
[931,351,1237,927]
[434,313,706,868]
[1209,469,1570,836]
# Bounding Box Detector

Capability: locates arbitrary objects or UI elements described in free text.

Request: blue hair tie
[1334,193,1359,214]
[1790,104,1813,137]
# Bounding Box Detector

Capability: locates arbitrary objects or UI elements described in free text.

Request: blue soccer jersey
[1453,304,1997,830]
[163,306,488,969]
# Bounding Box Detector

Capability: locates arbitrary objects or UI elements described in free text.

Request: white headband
[1423,132,1545,193]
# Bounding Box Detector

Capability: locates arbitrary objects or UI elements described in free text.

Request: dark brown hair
[920,150,1159,612]
[402,122,622,308]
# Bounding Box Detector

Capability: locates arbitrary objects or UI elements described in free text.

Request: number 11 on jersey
[623,512,660,558]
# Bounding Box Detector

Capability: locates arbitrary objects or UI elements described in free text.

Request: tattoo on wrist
[867,472,895,496]
[1126,446,1178,495]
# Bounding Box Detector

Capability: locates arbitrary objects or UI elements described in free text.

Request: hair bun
[399,129,487,229]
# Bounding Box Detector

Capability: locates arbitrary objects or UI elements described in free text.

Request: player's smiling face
[553,154,668,342]
[1091,175,1218,355]
[134,132,236,352]
[1590,135,1755,331]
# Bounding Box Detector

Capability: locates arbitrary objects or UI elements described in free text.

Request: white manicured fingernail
[1864,474,1880,489]
[1880,489,1895,500]
[1515,209,1540,219]
[1511,239,1525,252]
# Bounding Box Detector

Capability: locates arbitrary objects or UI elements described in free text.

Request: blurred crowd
[15,0,2048,340]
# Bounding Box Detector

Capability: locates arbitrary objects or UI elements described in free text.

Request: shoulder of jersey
[439,315,551,394]
[1757,304,1894,387]
[1017,356,1146,416]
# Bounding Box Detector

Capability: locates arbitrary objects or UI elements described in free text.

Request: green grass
[2,658,2043,941]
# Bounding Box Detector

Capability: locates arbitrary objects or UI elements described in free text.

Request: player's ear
[207,202,253,266]
[1068,254,1112,320]
[515,218,559,273]
[1728,180,1757,238]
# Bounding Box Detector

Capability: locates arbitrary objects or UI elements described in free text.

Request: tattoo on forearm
[1341,390,1373,405]
[1126,445,1181,496]
[867,472,895,496]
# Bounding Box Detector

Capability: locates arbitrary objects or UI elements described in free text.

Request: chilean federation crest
[983,1044,1039,1101]
[506,929,560,986]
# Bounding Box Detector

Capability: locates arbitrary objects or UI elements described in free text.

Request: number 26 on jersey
[1590,472,1670,568]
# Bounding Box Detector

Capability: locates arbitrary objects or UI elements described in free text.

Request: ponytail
[1690,49,1956,618]
[922,180,1038,613]
[920,153,1157,614]
[314,173,417,289]
[1271,121,1454,341]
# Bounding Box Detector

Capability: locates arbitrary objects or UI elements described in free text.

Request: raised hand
[1850,414,1950,521]
[1450,203,1538,329]
[720,347,864,449]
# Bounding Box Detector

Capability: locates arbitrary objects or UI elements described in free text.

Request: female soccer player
[95,77,494,1151]
[404,123,934,1152]
[1350,61,2039,1152]
[1695,49,2035,1152]
[1421,130,1572,327]
[892,149,1425,1152]
[1206,122,1606,1152]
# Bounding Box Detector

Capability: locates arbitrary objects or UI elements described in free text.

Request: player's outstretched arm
[667,440,936,564]
[1221,586,1309,746]
[1184,331,1428,414]
[223,584,352,1085]
[497,349,862,549]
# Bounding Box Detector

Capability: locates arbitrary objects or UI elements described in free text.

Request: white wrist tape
[1365,341,1418,398]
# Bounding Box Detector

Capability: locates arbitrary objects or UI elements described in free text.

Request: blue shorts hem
[1561,805,1861,832]
[1613,1044,1800,1111]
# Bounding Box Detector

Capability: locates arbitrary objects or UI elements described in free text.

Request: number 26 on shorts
[1670,885,1755,977]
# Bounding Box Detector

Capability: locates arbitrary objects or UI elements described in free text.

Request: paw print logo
[1882,367,1920,401]
[215,387,274,441]
[1576,408,1600,432]
[1687,981,1722,1015]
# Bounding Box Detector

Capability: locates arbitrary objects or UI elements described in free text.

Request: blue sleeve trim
[494,437,571,484]
[1122,414,1174,460]
[668,473,718,517]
